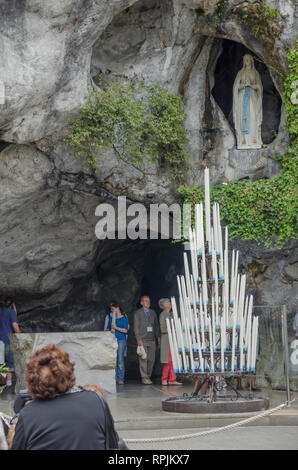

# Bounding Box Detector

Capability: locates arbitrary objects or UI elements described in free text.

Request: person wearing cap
[133,296,160,385]
[159,298,182,386]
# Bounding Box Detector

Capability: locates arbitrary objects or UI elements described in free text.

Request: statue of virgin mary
[233,54,263,149]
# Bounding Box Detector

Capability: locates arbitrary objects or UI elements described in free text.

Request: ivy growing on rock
[66,80,190,181]
[234,1,283,49]
[178,41,298,247]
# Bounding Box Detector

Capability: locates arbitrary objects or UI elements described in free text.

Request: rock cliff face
[0,0,297,347]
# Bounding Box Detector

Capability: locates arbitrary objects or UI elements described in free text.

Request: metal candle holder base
[162,372,269,413]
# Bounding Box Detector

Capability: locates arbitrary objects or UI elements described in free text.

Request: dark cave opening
[140,241,184,315]
[18,238,184,381]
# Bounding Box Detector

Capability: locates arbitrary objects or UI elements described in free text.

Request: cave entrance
[140,240,184,315]
[123,238,184,381]
[211,39,282,145]
[20,236,185,382]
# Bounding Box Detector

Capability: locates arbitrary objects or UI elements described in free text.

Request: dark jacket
[11,388,120,450]
[133,308,160,343]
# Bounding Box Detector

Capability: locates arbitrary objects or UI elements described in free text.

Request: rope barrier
[1,400,296,446]
[124,399,295,444]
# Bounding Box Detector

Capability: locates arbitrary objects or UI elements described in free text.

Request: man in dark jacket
[134,296,160,385]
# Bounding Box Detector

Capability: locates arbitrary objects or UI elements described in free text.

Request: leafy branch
[66,80,191,182]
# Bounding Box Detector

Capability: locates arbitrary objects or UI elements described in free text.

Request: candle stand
[162,169,269,413]
[162,355,269,413]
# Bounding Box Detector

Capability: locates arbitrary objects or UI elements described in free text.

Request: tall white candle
[183,253,192,300]
[243,295,249,348]
[231,277,239,372]
[212,249,216,280]
[210,227,214,254]
[178,318,188,372]
[171,298,183,372]
[239,306,244,373]
[233,250,239,302]
[212,204,217,253]
[171,298,181,348]
[194,305,204,372]
[238,275,246,327]
[234,273,240,326]
[199,294,206,350]
[251,316,259,371]
[221,315,225,372]
[204,168,211,245]
[231,313,236,372]
[224,249,229,309]
[180,302,190,356]
[212,249,219,326]
[201,248,208,306]
[189,341,195,373]
[195,204,201,256]
[194,277,200,306]
[246,314,252,371]
[187,288,196,349]
[207,316,215,372]
[180,276,188,310]
[224,226,229,299]
[190,228,199,281]
[193,303,200,349]
[216,203,222,254]
[255,317,259,370]
[230,249,235,304]
[185,297,196,372]
[198,203,205,255]
[217,205,224,279]
[211,291,216,349]
[177,275,183,306]
[183,299,192,352]
[245,295,253,352]
[166,318,178,373]
[251,316,256,371]
[177,277,186,330]
[171,317,181,373]
[173,327,182,373]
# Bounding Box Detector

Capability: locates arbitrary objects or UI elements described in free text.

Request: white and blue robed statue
[233,54,263,149]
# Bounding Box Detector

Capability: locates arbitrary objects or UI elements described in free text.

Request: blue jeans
[116,339,127,383]
[4,343,15,371]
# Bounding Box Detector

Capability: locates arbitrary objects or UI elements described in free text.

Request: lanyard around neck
[142,307,151,323]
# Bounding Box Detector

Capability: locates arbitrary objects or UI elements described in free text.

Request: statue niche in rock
[233,54,263,149]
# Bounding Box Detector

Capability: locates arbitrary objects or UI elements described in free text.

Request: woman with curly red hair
[11,344,121,450]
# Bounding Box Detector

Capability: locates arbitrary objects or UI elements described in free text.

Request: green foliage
[266,6,280,18]
[234,1,282,49]
[214,0,229,26]
[66,80,190,181]
[178,175,296,247]
[284,42,298,140]
[177,42,298,247]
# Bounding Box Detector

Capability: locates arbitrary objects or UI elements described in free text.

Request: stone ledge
[10,332,118,394]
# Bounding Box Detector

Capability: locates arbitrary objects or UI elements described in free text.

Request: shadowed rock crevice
[18,239,184,333]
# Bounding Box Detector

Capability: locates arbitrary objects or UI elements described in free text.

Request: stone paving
[1,381,298,450]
